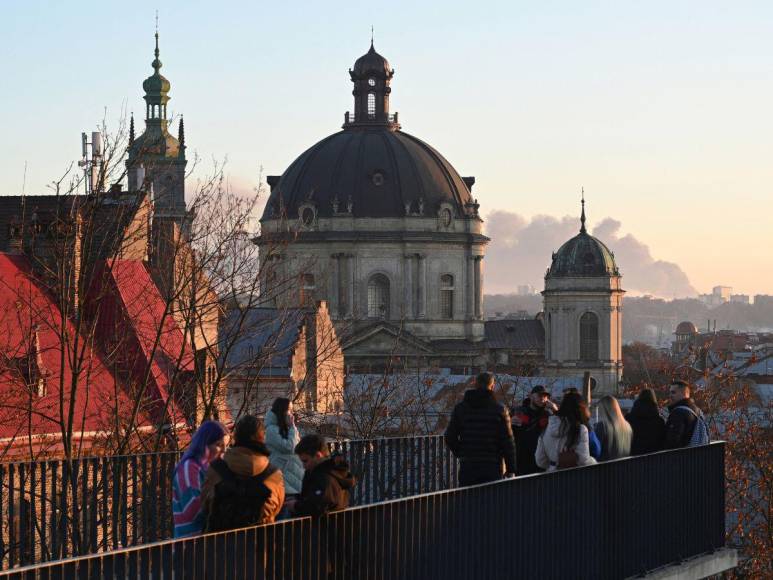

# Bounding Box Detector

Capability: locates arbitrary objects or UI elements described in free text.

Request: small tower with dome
[542,194,624,394]
[126,30,187,227]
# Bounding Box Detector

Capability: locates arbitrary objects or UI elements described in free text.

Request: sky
[1,1,772,296]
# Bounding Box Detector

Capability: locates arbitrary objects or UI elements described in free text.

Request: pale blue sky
[2,1,772,294]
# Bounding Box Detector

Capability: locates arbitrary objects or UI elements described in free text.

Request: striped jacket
[172,457,209,538]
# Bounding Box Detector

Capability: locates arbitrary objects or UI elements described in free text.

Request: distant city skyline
[2,1,772,295]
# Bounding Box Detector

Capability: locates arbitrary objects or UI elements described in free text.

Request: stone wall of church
[542,275,624,394]
[259,215,487,343]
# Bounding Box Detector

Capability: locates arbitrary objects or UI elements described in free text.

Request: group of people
[171,397,356,539]
[444,373,709,484]
[172,376,708,538]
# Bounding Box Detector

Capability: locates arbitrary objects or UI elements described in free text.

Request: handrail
[0,443,726,579]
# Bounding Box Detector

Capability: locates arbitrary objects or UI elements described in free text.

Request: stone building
[257,43,488,370]
[222,302,344,417]
[541,198,624,393]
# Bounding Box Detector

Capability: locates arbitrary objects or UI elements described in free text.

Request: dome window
[367,93,376,118]
[372,172,385,186]
[299,205,317,227]
[368,77,376,87]
[440,208,453,227]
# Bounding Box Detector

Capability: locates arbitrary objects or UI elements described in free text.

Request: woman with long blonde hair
[594,396,632,460]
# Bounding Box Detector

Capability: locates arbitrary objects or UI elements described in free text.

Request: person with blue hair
[172,420,228,538]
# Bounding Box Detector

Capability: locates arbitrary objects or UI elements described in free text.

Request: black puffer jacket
[444,389,516,484]
[625,401,665,455]
[664,398,700,449]
[294,453,356,518]
[511,399,550,475]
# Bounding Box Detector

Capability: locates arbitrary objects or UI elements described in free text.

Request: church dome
[352,42,392,76]
[263,44,475,220]
[547,198,619,278]
[676,321,698,335]
[264,129,474,219]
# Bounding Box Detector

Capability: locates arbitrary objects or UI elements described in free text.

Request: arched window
[367,93,376,118]
[300,273,316,306]
[580,312,599,361]
[440,274,454,319]
[367,274,390,319]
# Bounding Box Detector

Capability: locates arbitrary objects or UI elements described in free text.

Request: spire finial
[152,12,162,73]
[580,187,587,234]
[129,113,135,145]
[371,25,374,46]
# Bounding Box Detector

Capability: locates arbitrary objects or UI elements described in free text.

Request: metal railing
[0,443,726,579]
[0,435,456,570]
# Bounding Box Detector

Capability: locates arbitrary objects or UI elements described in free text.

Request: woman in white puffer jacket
[264,398,305,495]
[535,392,597,472]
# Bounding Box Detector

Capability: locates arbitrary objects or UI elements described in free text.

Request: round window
[372,172,384,186]
[440,208,452,227]
[301,207,315,226]
[368,78,376,87]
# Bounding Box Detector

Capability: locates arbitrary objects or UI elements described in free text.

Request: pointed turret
[177,115,185,158]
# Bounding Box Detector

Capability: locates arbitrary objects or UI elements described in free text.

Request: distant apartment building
[754,294,773,307]
[699,285,733,307]
[516,284,536,296]
[730,294,750,304]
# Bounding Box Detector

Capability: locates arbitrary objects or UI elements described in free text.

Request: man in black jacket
[291,434,356,517]
[511,385,557,475]
[664,380,701,448]
[444,372,517,486]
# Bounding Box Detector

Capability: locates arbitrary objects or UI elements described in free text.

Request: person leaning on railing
[593,396,633,461]
[288,434,356,517]
[443,372,517,485]
[172,420,228,538]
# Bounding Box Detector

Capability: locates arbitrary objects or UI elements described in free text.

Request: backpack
[676,406,711,447]
[205,459,277,533]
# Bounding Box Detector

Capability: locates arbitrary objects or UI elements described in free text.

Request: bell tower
[127,30,187,227]
[345,40,399,129]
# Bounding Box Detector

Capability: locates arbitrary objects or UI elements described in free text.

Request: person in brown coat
[202,415,285,531]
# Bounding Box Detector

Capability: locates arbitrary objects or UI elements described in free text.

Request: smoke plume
[484,210,696,298]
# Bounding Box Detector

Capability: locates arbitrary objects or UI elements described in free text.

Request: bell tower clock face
[368,78,376,87]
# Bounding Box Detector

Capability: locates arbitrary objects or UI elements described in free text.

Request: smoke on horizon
[483,210,697,298]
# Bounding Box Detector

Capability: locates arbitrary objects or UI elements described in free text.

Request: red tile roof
[92,259,195,427]
[0,254,151,449]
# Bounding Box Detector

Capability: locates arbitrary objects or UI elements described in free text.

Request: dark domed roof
[352,41,392,76]
[676,321,698,335]
[129,130,180,159]
[263,127,474,219]
[548,231,619,278]
[143,72,170,94]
